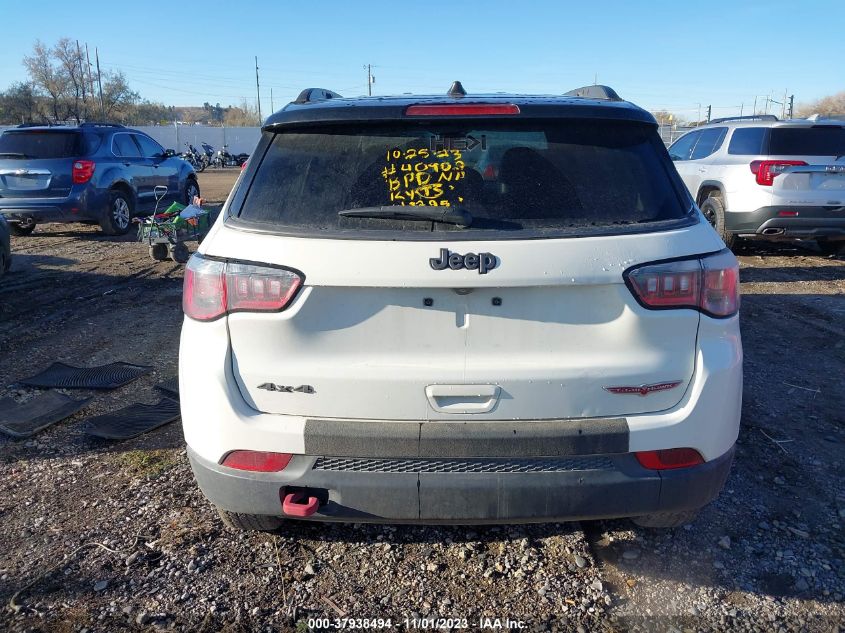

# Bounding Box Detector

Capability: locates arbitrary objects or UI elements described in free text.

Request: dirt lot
[0,168,843,632]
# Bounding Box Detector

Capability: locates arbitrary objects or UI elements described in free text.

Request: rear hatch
[213,115,712,421]
[767,124,845,203]
[0,129,89,199]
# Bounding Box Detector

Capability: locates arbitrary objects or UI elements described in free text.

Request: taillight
[406,104,520,116]
[625,250,739,318]
[220,450,292,472]
[183,255,303,321]
[749,160,807,186]
[72,159,95,184]
[635,448,704,470]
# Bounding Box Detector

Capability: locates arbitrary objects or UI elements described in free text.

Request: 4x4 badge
[257,383,315,394]
[430,248,497,274]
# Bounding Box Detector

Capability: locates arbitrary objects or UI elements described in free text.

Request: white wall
[0,125,262,155]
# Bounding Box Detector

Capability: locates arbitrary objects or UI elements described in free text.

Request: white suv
[668,116,845,253]
[179,84,742,531]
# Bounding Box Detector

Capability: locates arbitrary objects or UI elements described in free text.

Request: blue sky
[1,0,842,119]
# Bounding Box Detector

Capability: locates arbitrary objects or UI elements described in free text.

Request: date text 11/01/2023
[306,617,527,630]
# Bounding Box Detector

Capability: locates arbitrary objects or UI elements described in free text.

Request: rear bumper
[0,186,103,223]
[187,445,734,524]
[726,205,845,239]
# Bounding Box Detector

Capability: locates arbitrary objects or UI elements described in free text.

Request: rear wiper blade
[0,152,28,158]
[338,205,473,227]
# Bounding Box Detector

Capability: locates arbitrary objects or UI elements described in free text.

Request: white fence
[141,125,261,155]
[0,125,262,155]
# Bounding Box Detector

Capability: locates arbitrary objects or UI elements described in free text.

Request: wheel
[700,195,740,251]
[100,190,133,235]
[184,179,201,206]
[9,218,36,236]
[149,243,169,261]
[169,242,190,263]
[632,509,699,528]
[197,158,207,173]
[817,240,845,256]
[217,507,284,532]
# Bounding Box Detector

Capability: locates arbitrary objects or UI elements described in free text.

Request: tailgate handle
[425,384,501,414]
[282,491,319,517]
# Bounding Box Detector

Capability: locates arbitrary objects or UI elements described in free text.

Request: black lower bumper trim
[727,205,845,238]
[187,445,734,524]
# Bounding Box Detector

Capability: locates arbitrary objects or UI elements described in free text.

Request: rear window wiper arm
[0,152,28,158]
[338,205,473,227]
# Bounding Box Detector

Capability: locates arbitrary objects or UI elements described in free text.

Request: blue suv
[0,123,199,235]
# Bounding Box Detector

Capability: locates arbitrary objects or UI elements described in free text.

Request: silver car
[668,116,845,254]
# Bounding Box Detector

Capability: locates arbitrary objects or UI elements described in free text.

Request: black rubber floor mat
[156,376,179,396]
[0,392,91,438]
[84,398,180,440]
[20,362,152,390]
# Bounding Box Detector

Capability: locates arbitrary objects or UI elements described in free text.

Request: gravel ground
[0,170,843,631]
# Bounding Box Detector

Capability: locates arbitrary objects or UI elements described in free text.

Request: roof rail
[80,122,125,128]
[564,85,622,101]
[293,88,343,104]
[709,115,778,124]
[16,122,53,128]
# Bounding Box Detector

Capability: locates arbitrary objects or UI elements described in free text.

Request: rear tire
[169,242,190,263]
[632,509,699,528]
[149,244,169,261]
[184,179,201,206]
[100,190,133,235]
[817,240,845,256]
[9,219,36,236]
[217,507,284,532]
[700,195,740,251]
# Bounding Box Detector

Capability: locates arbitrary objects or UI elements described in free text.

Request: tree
[100,70,139,120]
[0,82,39,124]
[223,100,260,127]
[650,110,688,126]
[23,40,69,121]
[52,38,90,122]
[796,92,845,118]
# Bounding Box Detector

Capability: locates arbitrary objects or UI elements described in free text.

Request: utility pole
[95,47,104,119]
[706,105,711,123]
[255,56,262,122]
[270,88,274,113]
[366,64,374,96]
[740,103,744,117]
[788,94,794,119]
[697,103,701,124]
[76,40,86,111]
[85,44,95,108]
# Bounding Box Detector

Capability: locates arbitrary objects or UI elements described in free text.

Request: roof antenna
[448,81,467,98]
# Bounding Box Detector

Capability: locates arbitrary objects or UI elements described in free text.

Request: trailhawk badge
[603,381,682,396]
[430,248,497,274]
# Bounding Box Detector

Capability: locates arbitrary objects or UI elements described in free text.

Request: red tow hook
[282,491,320,517]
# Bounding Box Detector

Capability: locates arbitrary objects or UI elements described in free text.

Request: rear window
[0,131,83,159]
[238,120,689,237]
[769,126,845,156]
[727,128,767,155]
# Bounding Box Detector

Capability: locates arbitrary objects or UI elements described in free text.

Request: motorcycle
[201,142,217,168]
[179,143,207,172]
[213,144,250,168]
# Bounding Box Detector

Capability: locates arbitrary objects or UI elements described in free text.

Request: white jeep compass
[179,83,742,531]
